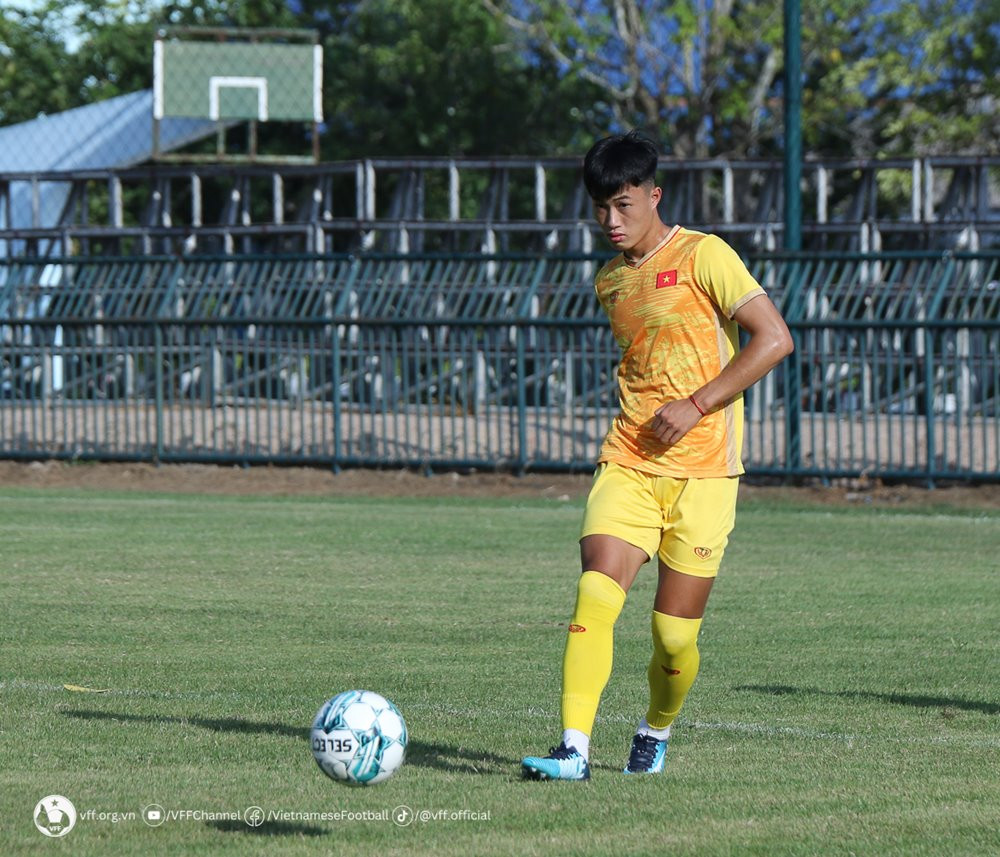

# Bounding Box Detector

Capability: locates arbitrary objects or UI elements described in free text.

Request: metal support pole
[534,162,546,222]
[448,161,460,221]
[515,325,528,475]
[783,0,802,252]
[154,323,165,464]
[816,166,828,224]
[723,165,734,223]
[783,0,803,473]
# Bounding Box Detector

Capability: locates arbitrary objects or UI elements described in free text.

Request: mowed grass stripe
[1,488,997,857]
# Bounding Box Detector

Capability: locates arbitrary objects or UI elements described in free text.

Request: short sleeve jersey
[594,226,765,477]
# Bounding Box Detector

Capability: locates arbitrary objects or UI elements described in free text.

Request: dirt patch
[0,460,591,501]
[1,460,999,510]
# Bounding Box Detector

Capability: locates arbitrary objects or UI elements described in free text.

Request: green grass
[1,485,998,856]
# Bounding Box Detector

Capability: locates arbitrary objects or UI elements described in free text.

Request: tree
[316,0,604,159]
[4,0,996,160]
[863,0,998,156]
[482,0,788,158]
[1,0,603,160]
[483,0,1000,158]
[0,5,77,124]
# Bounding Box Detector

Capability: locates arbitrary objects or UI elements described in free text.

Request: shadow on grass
[61,710,517,775]
[205,819,327,837]
[404,739,515,775]
[61,708,306,738]
[734,685,1000,715]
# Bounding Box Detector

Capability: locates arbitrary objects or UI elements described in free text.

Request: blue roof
[0,89,218,172]
[0,90,219,251]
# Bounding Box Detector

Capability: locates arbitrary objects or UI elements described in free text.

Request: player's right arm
[691,292,792,412]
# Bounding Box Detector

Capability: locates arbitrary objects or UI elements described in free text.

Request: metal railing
[3,154,999,257]
[1,252,998,483]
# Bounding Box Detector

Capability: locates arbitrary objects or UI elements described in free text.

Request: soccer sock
[645,611,703,730]
[560,570,627,754]
[561,728,590,759]
[635,717,671,741]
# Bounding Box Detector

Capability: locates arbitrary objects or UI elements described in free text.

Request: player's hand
[650,398,703,445]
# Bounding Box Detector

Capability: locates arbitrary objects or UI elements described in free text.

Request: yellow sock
[645,611,703,729]
[560,570,626,736]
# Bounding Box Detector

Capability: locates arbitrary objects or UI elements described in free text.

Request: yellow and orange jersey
[594,226,765,477]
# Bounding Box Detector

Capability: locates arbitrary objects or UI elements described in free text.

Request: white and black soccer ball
[311,690,407,785]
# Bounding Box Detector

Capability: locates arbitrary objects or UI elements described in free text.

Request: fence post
[780,258,805,475]
[474,350,487,414]
[154,323,165,463]
[211,347,224,405]
[534,162,546,222]
[41,341,52,402]
[515,323,528,474]
[331,327,342,472]
[923,327,936,488]
[783,329,803,476]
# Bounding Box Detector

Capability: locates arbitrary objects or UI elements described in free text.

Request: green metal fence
[1,252,998,482]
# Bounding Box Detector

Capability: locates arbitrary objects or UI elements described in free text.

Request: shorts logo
[694,547,712,559]
[568,624,587,633]
[660,665,682,675]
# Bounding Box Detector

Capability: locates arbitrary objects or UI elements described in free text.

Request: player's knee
[655,629,698,659]
[651,612,700,658]
[578,569,625,602]
[579,534,646,587]
[572,570,627,626]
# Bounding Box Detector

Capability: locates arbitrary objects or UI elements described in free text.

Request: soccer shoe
[623,732,668,774]
[521,742,591,781]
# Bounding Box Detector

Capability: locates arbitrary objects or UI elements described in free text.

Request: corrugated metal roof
[0,90,219,253]
[0,89,217,172]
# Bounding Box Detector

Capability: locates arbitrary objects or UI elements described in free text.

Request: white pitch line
[689,718,854,742]
[0,680,244,702]
[687,718,1000,749]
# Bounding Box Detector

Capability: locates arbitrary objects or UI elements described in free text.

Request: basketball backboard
[152,27,322,162]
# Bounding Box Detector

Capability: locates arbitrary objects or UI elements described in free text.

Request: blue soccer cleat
[623,732,668,774]
[521,742,591,781]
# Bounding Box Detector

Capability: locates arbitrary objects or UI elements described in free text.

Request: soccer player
[521,131,794,780]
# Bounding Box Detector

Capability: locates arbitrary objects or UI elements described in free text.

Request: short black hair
[583,130,659,201]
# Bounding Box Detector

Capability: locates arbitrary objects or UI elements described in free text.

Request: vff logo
[34,795,77,837]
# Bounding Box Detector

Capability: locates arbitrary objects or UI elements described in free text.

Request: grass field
[1,483,998,856]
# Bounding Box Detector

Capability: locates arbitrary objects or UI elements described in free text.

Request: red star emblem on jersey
[656,269,678,288]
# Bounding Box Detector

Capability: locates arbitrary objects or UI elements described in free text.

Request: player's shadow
[61,710,517,775]
[205,819,327,837]
[404,739,515,776]
[61,711,330,836]
[61,709,307,738]
[734,685,1000,715]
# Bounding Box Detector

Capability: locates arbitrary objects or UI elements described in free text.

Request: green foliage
[318,0,603,158]
[0,4,78,123]
[1,0,997,157]
[803,0,999,157]
[875,0,1000,155]
[493,0,1000,158]
[487,0,791,157]
[69,1,160,101]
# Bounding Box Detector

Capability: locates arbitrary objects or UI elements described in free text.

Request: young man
[522,131,793,780]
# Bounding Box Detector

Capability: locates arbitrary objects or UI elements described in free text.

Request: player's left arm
[651,293,793,445]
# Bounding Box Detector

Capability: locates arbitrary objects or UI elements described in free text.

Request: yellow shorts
[580,462,739,577]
